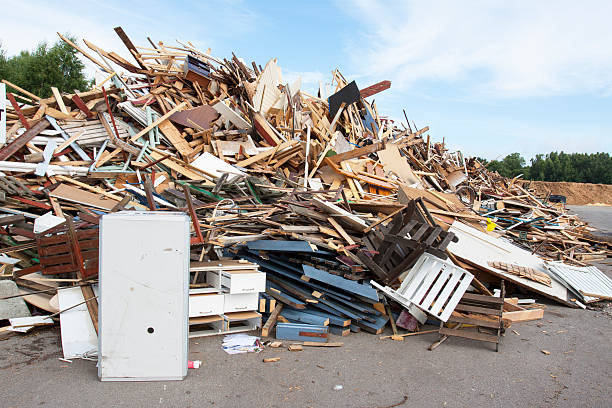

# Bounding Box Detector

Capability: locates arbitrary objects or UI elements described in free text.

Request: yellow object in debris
[486,218,497,231]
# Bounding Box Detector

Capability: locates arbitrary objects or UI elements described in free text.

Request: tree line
[0,35,89,99]
[478,152,611,184]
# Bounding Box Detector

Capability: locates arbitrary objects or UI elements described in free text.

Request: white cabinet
[98,212,190,381]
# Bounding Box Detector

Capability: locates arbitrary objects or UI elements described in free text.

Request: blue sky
[1,0,610,161]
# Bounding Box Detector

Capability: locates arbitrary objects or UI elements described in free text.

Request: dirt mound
[526,181,612,205]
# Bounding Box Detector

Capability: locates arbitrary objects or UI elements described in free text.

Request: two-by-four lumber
[326,141,385,165]
[261,304,283,337]
[0,118,50,161]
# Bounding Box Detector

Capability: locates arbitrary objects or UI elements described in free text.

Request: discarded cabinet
[98,212,190,381]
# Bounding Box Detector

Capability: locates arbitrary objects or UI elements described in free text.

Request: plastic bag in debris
[222,333,263,354]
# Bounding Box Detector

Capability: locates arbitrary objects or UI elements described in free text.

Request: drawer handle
[241,288,255,292]
[235,306,247,310]
[199,310,212,314]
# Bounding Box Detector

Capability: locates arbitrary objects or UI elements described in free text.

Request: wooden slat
[454,303,502,316]
[0,118,50,160]
[439,326,499,343]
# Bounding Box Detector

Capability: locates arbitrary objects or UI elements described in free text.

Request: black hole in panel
[147,327,154,334]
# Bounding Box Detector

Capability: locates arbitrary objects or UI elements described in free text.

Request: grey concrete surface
[568,205,612,236]
[1,206,610,408]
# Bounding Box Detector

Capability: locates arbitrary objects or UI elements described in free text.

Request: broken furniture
[436,282,506,352]
[98,212,190,381]
[372,252,474,323]
[359,198,458,285]
[188,260,265,337]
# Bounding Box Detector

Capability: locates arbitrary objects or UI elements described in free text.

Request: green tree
[480,151,611,184]
[0,35,89,98]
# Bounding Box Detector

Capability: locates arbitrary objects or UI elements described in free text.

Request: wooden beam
[51,87,68,114]
[2,79,41,101]
[0,118,50,161]
[129,102,187,143]
[261,304,283,337]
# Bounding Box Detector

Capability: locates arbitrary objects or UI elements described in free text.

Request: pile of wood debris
[0,28,610,350]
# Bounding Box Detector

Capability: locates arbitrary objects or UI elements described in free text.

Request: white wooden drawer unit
[188,293,224,317]
[207,270,266,294]
[223,292,259,313]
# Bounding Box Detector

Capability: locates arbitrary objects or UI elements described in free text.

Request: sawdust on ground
[527,181,612,205]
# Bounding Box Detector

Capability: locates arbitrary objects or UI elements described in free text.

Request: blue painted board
[356,313,389,334]
[298,308,351,326]
[247,240,314,252]
[302,265,379,301]
[276,323,328,342]
[280,309,329,326]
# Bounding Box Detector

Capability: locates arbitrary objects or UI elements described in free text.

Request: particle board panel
[50,183,119,211]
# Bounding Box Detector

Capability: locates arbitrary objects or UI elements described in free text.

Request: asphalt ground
[0,206,610,408]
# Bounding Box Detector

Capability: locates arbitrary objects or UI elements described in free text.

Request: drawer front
[223,272,266,294]
[189,293,224,317]
[223,293,259,313]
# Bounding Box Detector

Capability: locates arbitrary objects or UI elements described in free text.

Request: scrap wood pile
[0,27,611,353]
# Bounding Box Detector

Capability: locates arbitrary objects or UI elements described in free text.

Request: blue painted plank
[266,283,306,307]
[317,297,365,321]
[356,313,389,334]
[301,308,351,326]
[328,325,350,336]
[302,265,379,301]
[276,323,328,342]
[325,292,381,315]
[280,309,329,326]
[247,240,314,252]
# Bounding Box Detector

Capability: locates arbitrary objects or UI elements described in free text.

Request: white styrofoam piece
[33,212,65,234]
[98,212,189,381]
[58,286,98,359]
[190,152,245,183]
[0,254,21,265]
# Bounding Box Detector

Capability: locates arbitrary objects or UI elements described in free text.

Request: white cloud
[342,0,612,98]
[0,0,256,78]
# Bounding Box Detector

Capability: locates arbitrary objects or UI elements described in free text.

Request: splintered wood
[0,26,609,354]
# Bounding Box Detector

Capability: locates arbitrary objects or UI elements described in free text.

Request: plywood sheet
[50,183,119,210]
[378,145,421,186]
[170,105,218,129]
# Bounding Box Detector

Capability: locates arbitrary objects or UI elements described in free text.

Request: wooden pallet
[437,282,506,352]
[35,216,99,279]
